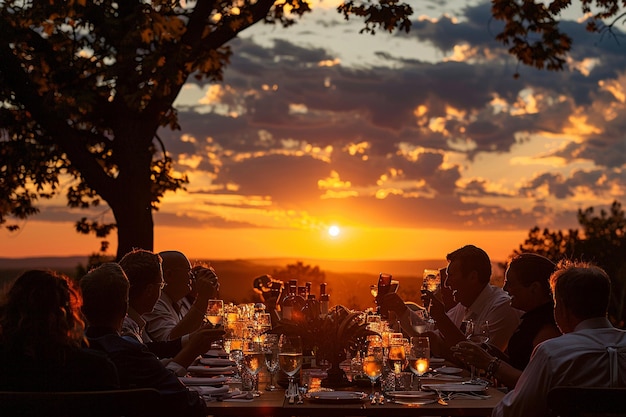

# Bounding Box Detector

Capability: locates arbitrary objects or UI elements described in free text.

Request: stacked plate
[187,365,237,376]
[387,390,437,405]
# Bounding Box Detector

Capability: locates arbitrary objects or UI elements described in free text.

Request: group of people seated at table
[0,249,223,417]
[0,244,624,417]
[379,244,626,417]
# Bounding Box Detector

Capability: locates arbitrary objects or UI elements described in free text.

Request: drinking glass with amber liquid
[278,334,303,402]
[363,335,384,396]
[388,333,407,375]
[243,340,264,396]
[409,336,430,390]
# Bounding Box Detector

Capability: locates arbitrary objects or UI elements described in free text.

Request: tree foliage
[0,0,412,260]
[340,0,626,74]
[272,261,326,290]
[491,0,626,76]
[512,200,626,327]
[337,0,412,34]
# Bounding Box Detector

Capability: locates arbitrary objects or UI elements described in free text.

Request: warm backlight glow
[328,225,340,237]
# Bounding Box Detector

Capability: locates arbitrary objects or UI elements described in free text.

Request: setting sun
[328,225,340,237]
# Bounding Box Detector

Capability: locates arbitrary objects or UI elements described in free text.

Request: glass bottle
[281,280,298,321]
[319,283,330,317]
[302,294,320,322]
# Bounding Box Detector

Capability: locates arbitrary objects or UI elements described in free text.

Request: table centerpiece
[272,304,376,387]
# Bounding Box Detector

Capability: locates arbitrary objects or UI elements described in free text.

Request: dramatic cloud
[152,0,625,235]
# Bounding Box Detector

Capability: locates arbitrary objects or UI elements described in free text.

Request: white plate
[387,391,437,399]
[430,357,445,364]
[422,374,465,381]
[307,391,368,403]
[423,383,488,393]
[434,366,463,375]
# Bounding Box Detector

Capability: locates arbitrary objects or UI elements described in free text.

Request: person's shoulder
[89,332,146,353]
[78,346,114,361]
[65,346,118,373]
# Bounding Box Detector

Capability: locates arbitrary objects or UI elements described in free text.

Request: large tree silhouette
[0,1,412,259]
[512,201,626,327]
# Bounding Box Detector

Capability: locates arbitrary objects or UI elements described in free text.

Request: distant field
[0,256,505,310]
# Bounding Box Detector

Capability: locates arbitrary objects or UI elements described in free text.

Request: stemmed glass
[206,299,224,327]
[420,269,440,327]
[464,319,490,383]
[243,340,264,396]
[257,313,272,336]
[362,335,384,397]
[278,334,303,403]
[366,314,382,334]
[388,333,406,374]
[410,309,429,335]
[263,334,280,391]
[409,336,430,391]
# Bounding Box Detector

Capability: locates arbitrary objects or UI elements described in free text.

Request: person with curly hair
[0,270,119,391]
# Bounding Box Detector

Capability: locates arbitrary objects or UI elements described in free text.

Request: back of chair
[548,386,626,417]
[0,388,162,417]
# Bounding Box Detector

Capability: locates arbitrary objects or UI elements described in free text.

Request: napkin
[203,349,229,358]
[189,385,230,396]
[187,365,237,376]
[222,389,254,402]
[198,357,235,367]
[179,376,228,386]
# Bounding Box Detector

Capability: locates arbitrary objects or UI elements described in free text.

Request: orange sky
[0,219,530,262]
[1,2,623,263]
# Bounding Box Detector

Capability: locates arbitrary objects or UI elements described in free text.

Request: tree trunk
[110,190,154,261]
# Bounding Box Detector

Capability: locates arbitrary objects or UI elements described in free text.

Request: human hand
[380,293,408,317]
[187,327,226,356]
[195,266,220,301]
[450,340,493,370]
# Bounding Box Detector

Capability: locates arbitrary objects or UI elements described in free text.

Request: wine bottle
[281,280,298,320]
[302,294,320,322]
[319,283,330,317]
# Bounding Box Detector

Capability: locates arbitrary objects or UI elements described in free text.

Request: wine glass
[362,335,384,397]
[263,334,280,391]
[409,336,430,390]
[278,334,303,402]
[366,314,382,334]
[257,312,272,335]
[243,340,264,396]
[410,308,428,335]
[206,299,224,327]
[388,333,406,375]
[420,269,440,322]
[464,320,490,383]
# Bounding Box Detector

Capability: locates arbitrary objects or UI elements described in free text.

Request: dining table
[191,348,505,417]
[202,380,506,417]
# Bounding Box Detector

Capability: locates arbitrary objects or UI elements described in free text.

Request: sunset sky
[1,0,624,263]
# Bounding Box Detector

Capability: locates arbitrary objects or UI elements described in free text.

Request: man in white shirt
[492,261,626,417]
[382,245,522,356]
[144,250,220,341]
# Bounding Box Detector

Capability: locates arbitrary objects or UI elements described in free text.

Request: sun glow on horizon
[328,225,340,237]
